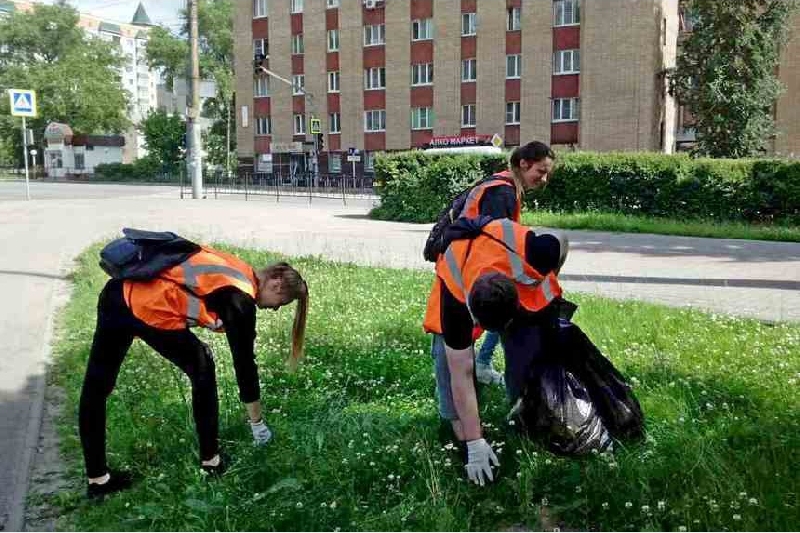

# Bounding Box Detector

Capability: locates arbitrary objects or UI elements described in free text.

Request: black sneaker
[201,454,227,478]
[86,469,133,499]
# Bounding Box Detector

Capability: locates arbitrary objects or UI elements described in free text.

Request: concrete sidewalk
[0,187,798,530]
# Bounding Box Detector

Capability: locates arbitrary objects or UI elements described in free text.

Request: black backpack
[99,228,201,281]
[422,176,513,262]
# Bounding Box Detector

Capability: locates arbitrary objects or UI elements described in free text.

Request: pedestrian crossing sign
[9,89,37,117]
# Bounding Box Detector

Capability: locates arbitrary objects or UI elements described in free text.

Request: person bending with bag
[424,141,556,387]
[79,241,308,498]
[423,216,569,486]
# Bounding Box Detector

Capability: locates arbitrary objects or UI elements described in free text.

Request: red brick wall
[552,74,580,98]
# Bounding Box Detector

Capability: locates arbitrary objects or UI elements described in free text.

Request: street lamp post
[256,66,319,184]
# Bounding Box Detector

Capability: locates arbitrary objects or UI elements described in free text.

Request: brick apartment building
[233,0,799,176]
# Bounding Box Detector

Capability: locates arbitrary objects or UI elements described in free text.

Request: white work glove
[250,419,273,446]
[465,438,500,486]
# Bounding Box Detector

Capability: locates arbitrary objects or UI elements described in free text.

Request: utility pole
[187,0,202,199]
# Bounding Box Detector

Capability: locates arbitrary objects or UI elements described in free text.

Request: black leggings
[79,280,219,478]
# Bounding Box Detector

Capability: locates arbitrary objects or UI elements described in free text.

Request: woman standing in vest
[460,141,556,386]
[423,215,568,486]
[79,247,308,498]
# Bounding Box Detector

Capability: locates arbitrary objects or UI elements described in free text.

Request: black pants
[79,280,219,478]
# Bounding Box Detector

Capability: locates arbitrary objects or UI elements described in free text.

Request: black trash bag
[511,361,614,456]
[557,320,645,441]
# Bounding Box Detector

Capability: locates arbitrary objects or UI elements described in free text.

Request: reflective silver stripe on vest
[182,263,202,328]
[499,219,539,286]
[444,246,466,296]
[541,274,556,303]
[181,264,252,290]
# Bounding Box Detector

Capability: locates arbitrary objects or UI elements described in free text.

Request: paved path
[0,181,798,530]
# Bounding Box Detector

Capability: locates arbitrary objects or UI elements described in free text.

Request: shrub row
[372,151,800,225]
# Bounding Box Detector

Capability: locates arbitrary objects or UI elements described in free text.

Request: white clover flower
[369,461,376,467]
[541,497,549,506]
[601,502,609,510]
[296,502,303,509]
[678,527,686,532]
[625,502,633,509]
[658,500,666,510]
[748,498,758,506]
[575,486,582,494]
[330,501,337,509]
[516,449,523,455]
[641,505,650,513]
[733,514,741,521]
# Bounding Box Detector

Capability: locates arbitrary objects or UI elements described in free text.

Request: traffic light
[316,133,324,153]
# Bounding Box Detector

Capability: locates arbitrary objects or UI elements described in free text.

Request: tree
[146,0,234,173]
[670,0,797,158]
[0,3,129,165]
[139,109,185,170]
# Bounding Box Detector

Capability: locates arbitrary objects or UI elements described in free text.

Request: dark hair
[468,273,519,332]
[510,141,555,169]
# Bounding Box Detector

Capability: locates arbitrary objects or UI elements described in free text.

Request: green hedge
[372,151,800,225]
[93,158,182,183]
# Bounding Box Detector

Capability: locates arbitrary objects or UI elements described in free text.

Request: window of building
[74,152,85,170]
[507,7,521,31]
[553,49,580,74]
[554,0,580,26]
[364,109,386,132]
[327,29,339,51]
[364,151,375,172]
[411,107,433,130]
[291,0,303,14]
[328,71,340,93]
[462,12,477,36]
[552,98,580,122]
[364,24,386,46]
[328,153,342,173]
[461,104,476,127]
[254,38,267,57]
[254,0,267,18]
[462,58,477,82]
[506,102,521,125]
[364,67,386,90]
[293,74,305,95]
[254,76,270,97]
[329,112,341,133]
[256,116,272,135]
[327,0,339,8]
[293,113,306,134]
[506,54,521,79]
[412,18,433,40]
[256,154,273,173]
[411,63,433,86]
[291,34,304,55]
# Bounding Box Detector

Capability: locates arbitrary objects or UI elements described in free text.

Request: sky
[44,0,185,28]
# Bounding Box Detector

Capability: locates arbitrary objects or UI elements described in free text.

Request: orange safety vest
[460,171,522,222]
[123,246,258,331]
[423,219,562,335]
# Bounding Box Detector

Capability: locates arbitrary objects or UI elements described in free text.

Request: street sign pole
[21,116,30,201]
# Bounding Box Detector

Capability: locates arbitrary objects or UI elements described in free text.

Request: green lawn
[521,211,800,242]
[48,244,799,531]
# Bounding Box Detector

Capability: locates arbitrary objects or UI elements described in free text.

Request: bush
[373,151,800,225]
[92,157,181,183]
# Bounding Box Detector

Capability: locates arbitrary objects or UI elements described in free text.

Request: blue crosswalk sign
[9,89,37,117]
